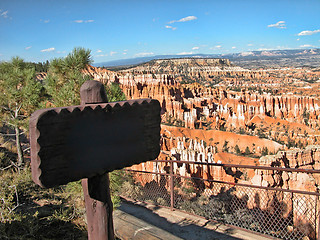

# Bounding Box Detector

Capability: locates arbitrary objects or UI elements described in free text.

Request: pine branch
[0,165,13,171]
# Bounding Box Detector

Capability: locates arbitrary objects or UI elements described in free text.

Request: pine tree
[261,147,269,156]
[234,144,241,155]
[245,146,251,156]
[44,47,93,107]
[222,141,229,153]
[44,47,126,106]
[0,57,43,166]
[105,82,126,102]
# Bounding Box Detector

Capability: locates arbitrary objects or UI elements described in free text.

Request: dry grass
[0,167,88,239]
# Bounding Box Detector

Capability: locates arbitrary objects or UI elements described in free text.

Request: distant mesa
[94,48,320,69]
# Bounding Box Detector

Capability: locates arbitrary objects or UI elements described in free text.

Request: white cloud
[96,49,102,53]
[73,19,94,23]
[297,38,300,41]
[192,46,199,50]
[96,54,108,57]
[41,47,55,52]
[110,51,117,56]
[298,29,320,36]
[210,45,222,50]
[0,10,9,18]
[169,16,197,24]
[247,43,253,46]
[135,52,154,57]
[25,46,32,50]
[232,46,236,49]
[165,25,177,30]
[268,21,286,29]
[300,44,314,48]
[40,19,50,23]
[177,16,197,22]
[177,51,193,55]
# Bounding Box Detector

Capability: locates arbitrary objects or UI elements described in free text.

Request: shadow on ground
[0,202,87,240]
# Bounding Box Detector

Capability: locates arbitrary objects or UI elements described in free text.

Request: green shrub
[109,170,128,208]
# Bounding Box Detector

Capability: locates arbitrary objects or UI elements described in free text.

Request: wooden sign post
[29,80,161,239]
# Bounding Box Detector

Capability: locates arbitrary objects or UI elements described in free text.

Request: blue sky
[0,0,319,64]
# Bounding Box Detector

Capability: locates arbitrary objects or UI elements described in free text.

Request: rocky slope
[85,59,320,149]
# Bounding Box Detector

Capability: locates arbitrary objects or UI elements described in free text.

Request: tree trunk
[15,125,24,166]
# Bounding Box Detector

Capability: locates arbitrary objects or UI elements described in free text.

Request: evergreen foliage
[105,82,126,102]
[0,57,43,166]
[261,146,269,156]
[222,141,229,153]
[234,144,241,155]
[24,60,50,72]
[44,47,93,107]
[244,146,251,155]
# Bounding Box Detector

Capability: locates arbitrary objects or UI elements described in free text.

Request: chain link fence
[119,163,320,240]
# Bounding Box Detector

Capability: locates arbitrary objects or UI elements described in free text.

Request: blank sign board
[30,99,161,188]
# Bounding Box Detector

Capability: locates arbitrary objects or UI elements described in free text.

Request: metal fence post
[170,159,174,211]
[317,196,319,240]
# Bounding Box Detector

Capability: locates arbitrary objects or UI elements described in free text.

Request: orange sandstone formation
[82,61,320,239]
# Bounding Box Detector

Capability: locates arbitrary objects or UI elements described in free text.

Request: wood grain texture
[30,98,161,188]
[80,80,113,240]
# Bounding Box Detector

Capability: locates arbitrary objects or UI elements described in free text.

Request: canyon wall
[84,61,320,239]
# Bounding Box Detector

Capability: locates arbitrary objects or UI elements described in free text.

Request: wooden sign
[30,98,161,188]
